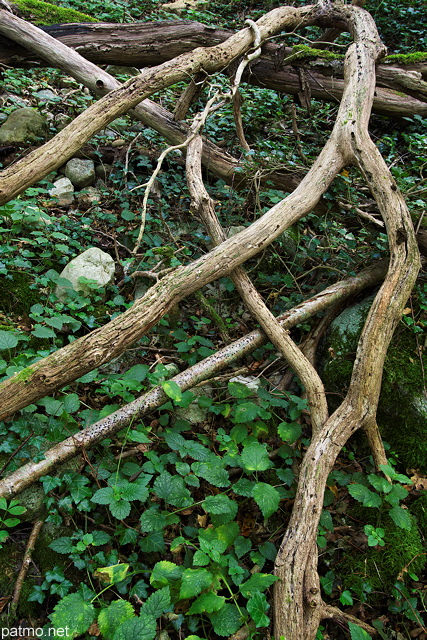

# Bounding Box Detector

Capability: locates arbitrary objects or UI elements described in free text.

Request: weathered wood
[0,21,426,116]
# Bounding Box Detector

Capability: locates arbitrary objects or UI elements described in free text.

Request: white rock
[49,177,74,205]
[55,247,115,301]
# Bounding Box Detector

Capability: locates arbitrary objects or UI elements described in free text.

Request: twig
[10,519,44,619]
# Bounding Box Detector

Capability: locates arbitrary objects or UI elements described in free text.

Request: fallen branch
[0,260,387,498]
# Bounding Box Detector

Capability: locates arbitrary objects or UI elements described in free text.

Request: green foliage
[13,0,97,24]
[0,498,26,548]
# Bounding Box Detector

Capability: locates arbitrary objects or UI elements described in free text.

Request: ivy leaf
[112,615,156,640]
[348,622,372,640]
[162,380,182,402]
[141,586,170,619]
[241,443,272,472]
[98,600,135,639]
[123,364,149,382]
[179,568,213,599]
[228,381,254,398]
[247,591,270,627]
[109,499,131,520]
[50,593,96,638]
[208,603,241,636]
[188,592,225,615]
[252,483,280,518]
[239,574,279,597]
[347,484,382,508]
[388,506,412,530]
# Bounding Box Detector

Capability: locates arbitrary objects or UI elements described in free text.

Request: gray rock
[0,107,47,144]
[65,158,96,189]
[35,89,58,102]
[106,66,141,77]
[176,386,213,425]
[77,187,101,209]
[49,177,75,206]
[55,247,115,300]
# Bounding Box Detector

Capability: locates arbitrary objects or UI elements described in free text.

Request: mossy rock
[11,0,97,24]
[0,541,39,621]
[320,296,427,470]
[340,514,425,596]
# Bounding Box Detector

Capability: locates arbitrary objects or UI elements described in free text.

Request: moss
[0,543,39,621]
[0,272,40,315]
[321,297,427,470]
[340,514,426,597]
[11,0,97,24]
[410,493,427,541]
[378,332,427,470]
[383,52,427,65]
[289,45,343,63]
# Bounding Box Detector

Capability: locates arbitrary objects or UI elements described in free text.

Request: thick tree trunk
[0,20,426,116]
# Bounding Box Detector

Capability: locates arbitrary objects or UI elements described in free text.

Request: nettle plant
[18,374,417,640]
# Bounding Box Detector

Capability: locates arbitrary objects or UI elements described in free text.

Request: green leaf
[38,396,65,416]
[139,532,166,553]
[63,393,80,414]
[348,484,382,508]
[319,510,334,532]
[209,603,241,636]
[277,421,302,444]
[188,592,225,615]
[162,380,182,402]
[123,364,149,381]
[202,495,238,523]
[252,483,281,518]
[367,474,392,494]
[32,324,56,339]
[49,537,74,554]
[388,505,413,530]
[0,331,18,349]
[150,561,183,588]
[233,401,260,423]
[94,564,129,585]
[153,472,192,508]
[109,499,131,520]
[91,487,115,505]
[232,478,255,497]
[228,381,254,398]
[239,574,279,597]
[192,461,230,488]
[140,507,167,533]
[120,482,149,502]
[198,522,239,549]
[384,483,408,506]
[241,443,272,472]
[129,430,151,444]
[98,600,135,639]
[179,568,213,599]
[340,590,354,605]
[348,621,372,640]
[234,536,252,559]
[113,615,156,640]
[247,591,270,627]
[141,586,170,619]
[50,593,96,638]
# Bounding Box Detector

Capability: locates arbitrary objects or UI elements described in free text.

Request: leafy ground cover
[0,0,426,639]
